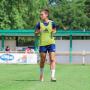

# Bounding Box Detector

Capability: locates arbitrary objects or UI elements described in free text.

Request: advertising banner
[0,53,37,64]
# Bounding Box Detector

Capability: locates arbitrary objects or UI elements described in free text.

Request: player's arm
[52,28,56,33]
[35,29,41,35]
[35,22,41,36]
[52,21,56,33]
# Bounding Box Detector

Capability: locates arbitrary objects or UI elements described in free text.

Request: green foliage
[49,0,90,30]
[0,0,89,30]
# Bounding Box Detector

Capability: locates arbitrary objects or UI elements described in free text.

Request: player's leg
[39,46,47,81]
[40,52,46,81]
[49,52,56,81]
[48,44,56,81]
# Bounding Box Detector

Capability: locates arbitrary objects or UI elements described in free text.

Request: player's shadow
[14,79,39,82]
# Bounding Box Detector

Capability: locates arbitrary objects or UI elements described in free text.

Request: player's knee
[50,60,56,64]
[40,61,45,68]
[50,57,55,61]
[40,59,45,64]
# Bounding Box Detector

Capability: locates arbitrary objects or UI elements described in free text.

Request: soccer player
[35,9,56,82]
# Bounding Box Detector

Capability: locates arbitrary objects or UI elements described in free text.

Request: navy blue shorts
[39,44,56,53]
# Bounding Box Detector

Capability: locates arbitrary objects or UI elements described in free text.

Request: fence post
[82,50,86,65]
[1,35,5,51]
[35,36,39,52]
[69,35,72,64]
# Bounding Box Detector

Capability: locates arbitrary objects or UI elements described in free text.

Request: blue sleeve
[36,22,40,30]
[52,21,56,29]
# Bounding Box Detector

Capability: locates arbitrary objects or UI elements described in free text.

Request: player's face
[40,11,48,20]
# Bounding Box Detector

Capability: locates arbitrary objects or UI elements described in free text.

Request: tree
[49,0,90,30]
[0,0,89,30]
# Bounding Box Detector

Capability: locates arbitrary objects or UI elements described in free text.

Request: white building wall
[55,40,90,64]
[0,40,16,51]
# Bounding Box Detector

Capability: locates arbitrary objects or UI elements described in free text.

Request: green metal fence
[0,29,90,63]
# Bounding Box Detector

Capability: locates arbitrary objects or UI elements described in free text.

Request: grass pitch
[0,64,90,90]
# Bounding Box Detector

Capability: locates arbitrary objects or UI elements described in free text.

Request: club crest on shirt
[43,28,49,33]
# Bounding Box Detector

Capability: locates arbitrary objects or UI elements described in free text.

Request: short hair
[41,9,49,16]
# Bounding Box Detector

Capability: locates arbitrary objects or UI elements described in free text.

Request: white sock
[40,68,44,75]
[51,69,55,78]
